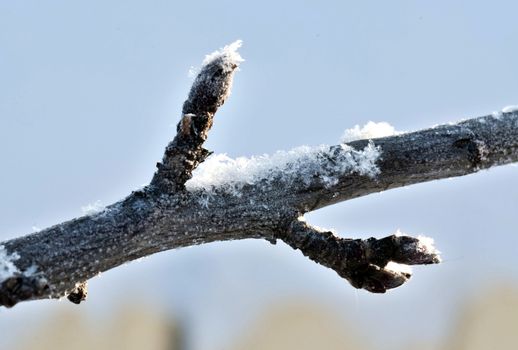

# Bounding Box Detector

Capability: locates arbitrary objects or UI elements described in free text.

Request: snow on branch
[287,110,518,212]
[202,40,244,70]
[341,121,401,143]
[150,40,243,192]
[0,246,20,283]
[501,105,518,113]
[1,41,517,308]
[186,141,381,196]
[0,245,48,307]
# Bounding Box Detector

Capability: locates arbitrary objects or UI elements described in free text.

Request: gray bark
[1,45,516,308]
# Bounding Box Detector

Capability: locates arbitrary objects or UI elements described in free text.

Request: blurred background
[1,1,517,349]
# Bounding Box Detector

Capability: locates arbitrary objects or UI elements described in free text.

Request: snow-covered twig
[1,42,517,307]
[150,40,243,192]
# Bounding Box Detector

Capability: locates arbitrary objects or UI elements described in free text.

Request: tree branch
[289,112,518,212]
[1,41,516,308]
[282,220,440,293]
[150,40,242,192]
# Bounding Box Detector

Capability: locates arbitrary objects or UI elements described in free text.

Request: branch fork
[282,220,440,293]
[1,41,517,307]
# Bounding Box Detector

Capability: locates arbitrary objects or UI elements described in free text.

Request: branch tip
[151,42,242,192]
[283,221,440,294]
[0,273,49,308]
[202,40,244,68]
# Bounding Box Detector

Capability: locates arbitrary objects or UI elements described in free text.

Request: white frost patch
[186,142,381,195]
[385,261,412,275]
[502,105,518,113]
[491,111,503,119]
[341,121,400,143]
[0,245,20,282]
[197,193,213,209]
[81,200,104,215]
[188,66,199,78]
[23,265,39,276]
[202,40,244,68]
[417,235,441,262]
[393,229,404,237]
[394,230,441,264]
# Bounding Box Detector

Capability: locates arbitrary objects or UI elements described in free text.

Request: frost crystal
[202,40,244,69]
[185,40,244,117]
[0,245,21,282]
[491,111,503,119]
[197,193,213,208]
[416,235,442,262]
[393,230,441,265]
[188,66,199,78]
[341,121,400,143]
[502,105,518,113]
[186,142,381,194]
[81,200,104,215]
[393,229,404,237]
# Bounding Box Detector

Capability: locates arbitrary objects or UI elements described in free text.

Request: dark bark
[150,53,240,192]
[282,220,439,293]
[0,43,516,308]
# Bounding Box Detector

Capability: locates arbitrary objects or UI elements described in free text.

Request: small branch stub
[151,41,243,192]
[67,281,88,304]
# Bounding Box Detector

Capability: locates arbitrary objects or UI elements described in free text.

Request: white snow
[491,111,503,119]
[188,66,199,78]
[185,40,244,112]
[396,230,441,260]
[296,217,338,235]
[202,40,244,69]
[341,121,400,143]
[502,105,518,113]
[385,261,412,276]
[0,245,20,282]
[393,231,441,264]
[186,141,381,195]
[417,235,442,262]
[81,200,104,215]
[490,105,517,119]
[23,265,39,276]
[393,229,404,237]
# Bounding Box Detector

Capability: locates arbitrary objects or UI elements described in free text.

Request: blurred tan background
[12,284,518,350]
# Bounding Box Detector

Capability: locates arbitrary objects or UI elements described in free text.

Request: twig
[1,41,516,308]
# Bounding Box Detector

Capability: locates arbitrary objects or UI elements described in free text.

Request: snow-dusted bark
[1,42,517,308]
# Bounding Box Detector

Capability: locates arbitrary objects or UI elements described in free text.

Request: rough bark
[1,43,516,308]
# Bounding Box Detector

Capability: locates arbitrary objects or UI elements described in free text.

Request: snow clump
[186,141,381,195]
[0,245,21,282]
[341,121,400,143]
[202,40,244,69]
[81,200,104,215]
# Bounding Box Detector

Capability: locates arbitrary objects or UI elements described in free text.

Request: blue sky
[1,1,517,349]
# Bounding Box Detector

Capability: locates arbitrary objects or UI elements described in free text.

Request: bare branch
[150,40,243,192]
[0,41,516,308]
[267,112,518,212]
[282,220,440,293]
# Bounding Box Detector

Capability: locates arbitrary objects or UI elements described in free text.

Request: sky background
[1,1,517,349]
